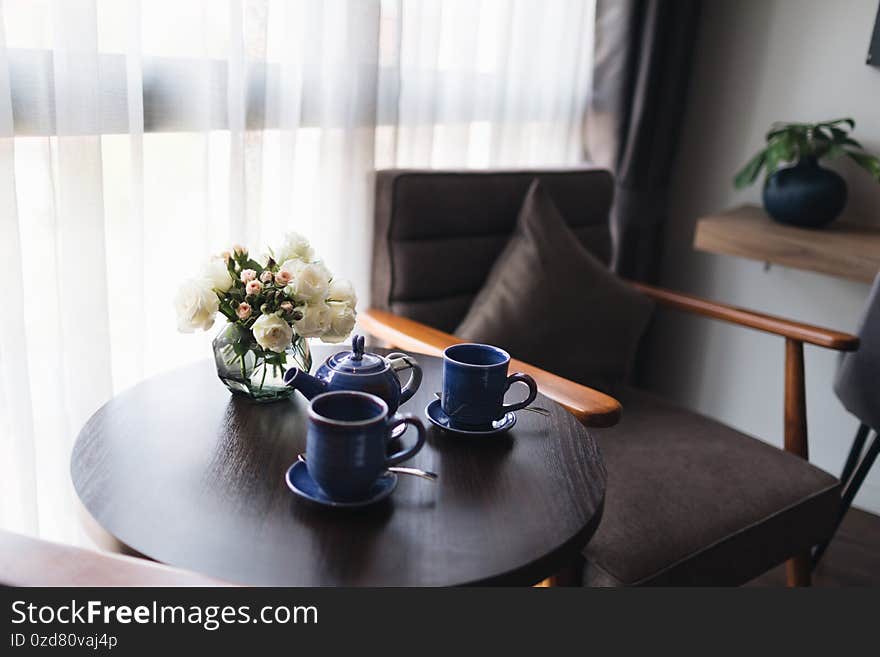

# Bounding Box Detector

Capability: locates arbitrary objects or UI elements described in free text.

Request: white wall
[642,0,880,513]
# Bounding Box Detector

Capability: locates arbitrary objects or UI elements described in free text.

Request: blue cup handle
[502,373,538,413]
[388,352,422,405]
[385,414,426,467]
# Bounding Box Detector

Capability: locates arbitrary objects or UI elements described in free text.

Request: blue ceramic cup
[442,343,538,428]
[306,390,426,501]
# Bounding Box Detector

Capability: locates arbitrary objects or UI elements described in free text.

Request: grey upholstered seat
[371,168,841,586]
[584,387,838,586]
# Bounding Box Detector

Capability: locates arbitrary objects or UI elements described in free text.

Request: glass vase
[212,323,312,402]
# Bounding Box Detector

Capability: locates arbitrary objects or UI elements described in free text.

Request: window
[0,0,595,542]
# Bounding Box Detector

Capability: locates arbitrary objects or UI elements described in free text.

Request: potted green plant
[734,118,880,228]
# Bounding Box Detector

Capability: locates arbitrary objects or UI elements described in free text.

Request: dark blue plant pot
[762,158,847,228]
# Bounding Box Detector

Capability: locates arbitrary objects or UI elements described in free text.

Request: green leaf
[823,144,846,160]
[766,124,805,141]
[826,126,846,142]
[748,118,879,180]
[734,150,766,188]
[846,150,880,181]
[765,132,797,174]
[817,117,855,131]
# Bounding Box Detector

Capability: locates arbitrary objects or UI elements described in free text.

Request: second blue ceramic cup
[442,343,538,428]
[306,390,426,501]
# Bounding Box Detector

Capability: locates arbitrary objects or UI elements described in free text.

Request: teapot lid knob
[328,334,384,373]
[351,334,365,361]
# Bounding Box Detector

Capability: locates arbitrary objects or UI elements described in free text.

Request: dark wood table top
[71,346,606,586]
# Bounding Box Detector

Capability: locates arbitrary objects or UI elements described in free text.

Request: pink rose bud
[260,270,274,284]
[236,302,252,320]
[275,270,292,286]
[245,280,263,296]
[233,244,247,256]
[280,301,294,313]
[221,251,232,263]
[240,269,257,283]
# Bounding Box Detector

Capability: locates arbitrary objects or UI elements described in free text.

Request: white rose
[174,279,219,333]
[282,260,331,303]
[251,313,294,353]
[200,257,233,292]
[293,302,331,338]
[326,278,357,307]
[274,231,314,265]
[321,302,357,344]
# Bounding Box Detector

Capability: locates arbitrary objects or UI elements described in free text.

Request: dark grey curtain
[586,0,701,281]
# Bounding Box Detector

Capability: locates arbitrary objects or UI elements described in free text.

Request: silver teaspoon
[297,453,438,482]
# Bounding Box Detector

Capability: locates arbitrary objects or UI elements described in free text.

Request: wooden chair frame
[361,281,859,587]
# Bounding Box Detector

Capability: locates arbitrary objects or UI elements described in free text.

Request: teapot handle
[388,352,422,405]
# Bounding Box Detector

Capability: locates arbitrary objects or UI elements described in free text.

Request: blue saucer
[424,399,517,436]
[285,461,398,508]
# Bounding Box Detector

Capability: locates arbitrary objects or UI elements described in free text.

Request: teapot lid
[326,335,386,374]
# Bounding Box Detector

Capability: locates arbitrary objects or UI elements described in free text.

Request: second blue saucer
[285,461,397,508]
[424,399,517,437]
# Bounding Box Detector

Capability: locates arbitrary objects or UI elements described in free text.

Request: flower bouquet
[175,233,356,402]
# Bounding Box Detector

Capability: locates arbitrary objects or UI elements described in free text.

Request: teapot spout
[283,367,326,400]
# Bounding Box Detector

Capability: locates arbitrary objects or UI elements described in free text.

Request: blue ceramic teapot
[283,335,422,414]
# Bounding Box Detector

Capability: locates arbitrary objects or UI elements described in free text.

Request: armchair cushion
[455,180,654,391]
[371,168,615,333]
[583,386,840,586]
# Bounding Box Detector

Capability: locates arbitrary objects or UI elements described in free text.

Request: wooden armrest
[626,281,856,588]
[359,309,621,428]
[630,281,859,351]
[0,530,231,586]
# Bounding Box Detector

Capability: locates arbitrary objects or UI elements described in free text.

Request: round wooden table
[71,348,606,586]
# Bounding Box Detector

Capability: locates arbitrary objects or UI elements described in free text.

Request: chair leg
[839,429,880,513]
[840,424,871,487]
[786,553,812,586]
[814,427,879,567]
[783,340,811,587]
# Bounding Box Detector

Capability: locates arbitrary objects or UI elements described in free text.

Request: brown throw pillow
[455,180,654,392]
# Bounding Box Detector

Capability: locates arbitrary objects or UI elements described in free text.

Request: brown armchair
[364,168,858,587]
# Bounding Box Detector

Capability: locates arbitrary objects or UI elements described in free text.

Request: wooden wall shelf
[694,205,880,284]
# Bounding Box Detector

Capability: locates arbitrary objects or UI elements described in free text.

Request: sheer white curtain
[0,0,594,544]
[378,0,594,168]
